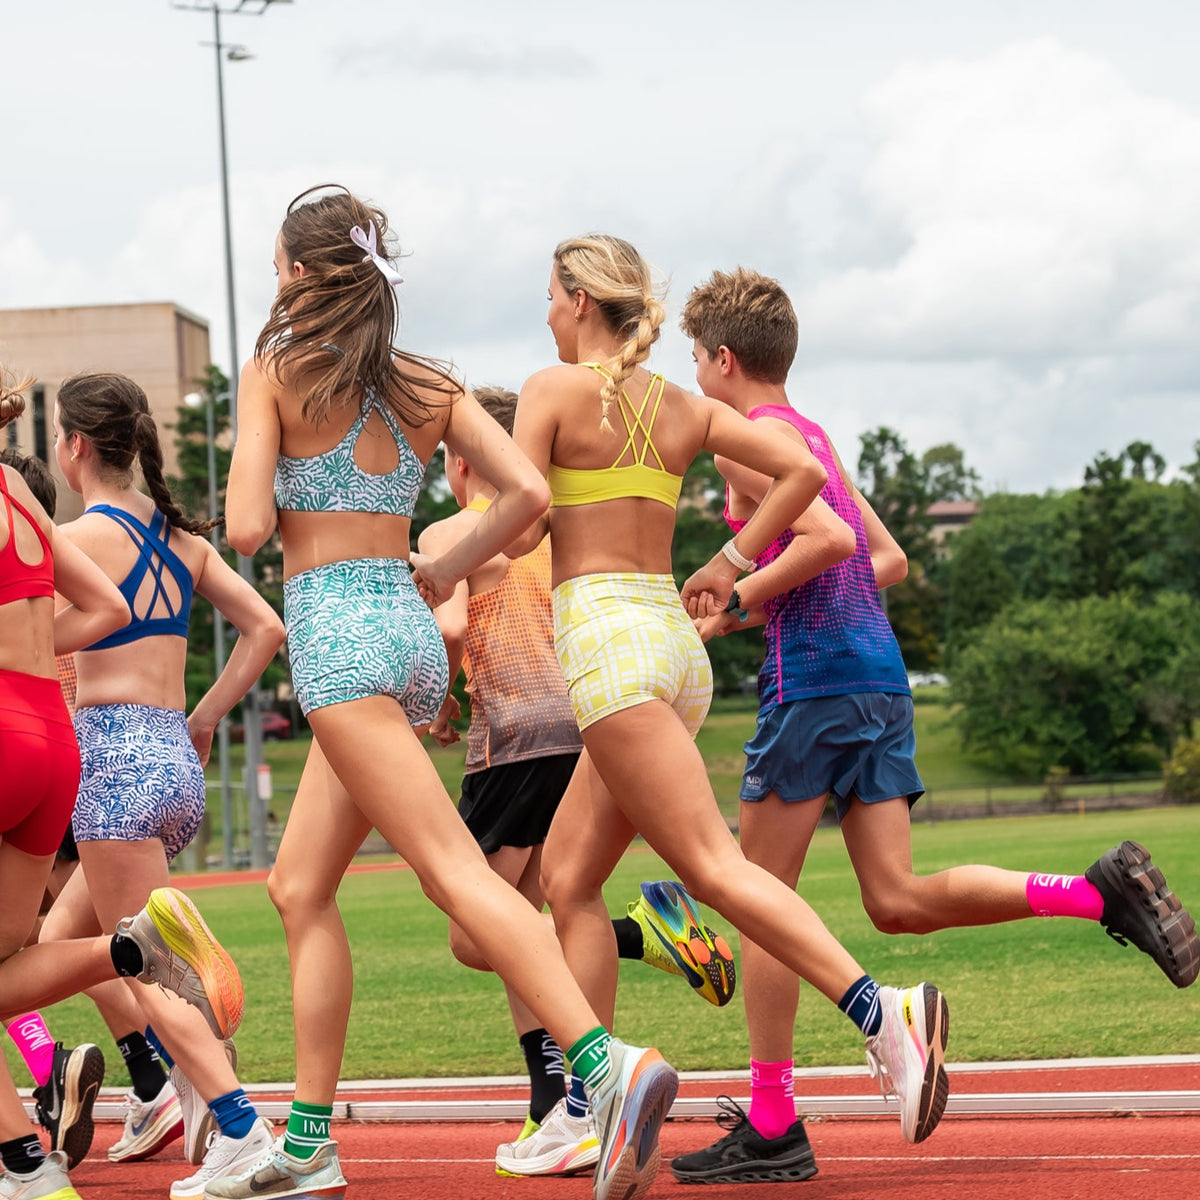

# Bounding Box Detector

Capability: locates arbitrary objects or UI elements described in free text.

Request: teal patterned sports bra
[273,390,425,516]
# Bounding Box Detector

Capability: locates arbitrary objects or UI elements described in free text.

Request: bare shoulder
[665,382,721,433]
[521,363,594,397]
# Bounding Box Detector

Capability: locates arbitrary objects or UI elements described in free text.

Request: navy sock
[564,1069,588,1119]
[144,1025,175,1069]
[838,974,882,1036]
[117,1031,168,1103]
[209,1088,258,1139]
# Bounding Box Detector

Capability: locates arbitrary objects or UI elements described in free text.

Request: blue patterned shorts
[284,557,449,723]
[73,705,206,862]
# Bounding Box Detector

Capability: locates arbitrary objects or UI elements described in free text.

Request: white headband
[349,222,404,287]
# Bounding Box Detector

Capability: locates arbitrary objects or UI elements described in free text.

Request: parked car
[230,710,293,743]
[907,671,949,688]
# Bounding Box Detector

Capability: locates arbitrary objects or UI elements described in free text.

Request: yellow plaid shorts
[552,573,713,735]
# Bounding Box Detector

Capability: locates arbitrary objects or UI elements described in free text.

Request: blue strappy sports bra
[273,389,425,516]
[83,505,194,650]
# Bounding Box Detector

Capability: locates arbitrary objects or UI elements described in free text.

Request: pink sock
[6,1013,56,1087]
[1025,873,1104,921]
[748,1058,795,1140]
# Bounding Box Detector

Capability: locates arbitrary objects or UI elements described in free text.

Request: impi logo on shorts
[745,775,763,789]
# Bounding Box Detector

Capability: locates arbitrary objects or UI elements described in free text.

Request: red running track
[71,1063,1200,1200]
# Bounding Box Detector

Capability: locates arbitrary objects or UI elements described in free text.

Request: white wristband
[721,538,755,573]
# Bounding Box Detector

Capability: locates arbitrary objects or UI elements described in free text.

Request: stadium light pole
[173,0,291,868]
[185,390,234,869]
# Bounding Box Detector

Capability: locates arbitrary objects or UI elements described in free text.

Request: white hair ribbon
[349,223,404,287]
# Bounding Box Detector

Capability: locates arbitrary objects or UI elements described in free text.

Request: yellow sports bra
[547,363,684,510]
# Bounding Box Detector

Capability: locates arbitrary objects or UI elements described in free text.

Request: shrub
[1164,738,1200,803]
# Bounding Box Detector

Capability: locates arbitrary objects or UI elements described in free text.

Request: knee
[266,865,338,927]
[539,855,601,919]
[448,922,490,972]
[861,889,930,936]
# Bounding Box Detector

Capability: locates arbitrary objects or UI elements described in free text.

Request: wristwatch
[724,588,750,622]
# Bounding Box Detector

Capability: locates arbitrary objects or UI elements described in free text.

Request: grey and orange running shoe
[587,1038,678,1200]
[120,887,244,1039]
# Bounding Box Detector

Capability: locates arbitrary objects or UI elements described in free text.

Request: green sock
[284,1100,333,1160]
[566,1026,612,1090]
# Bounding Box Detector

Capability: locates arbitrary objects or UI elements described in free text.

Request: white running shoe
[174,1038,239,1165]
[202,1136,347,1198]
[0,1150,80,1199]
[586,1038,678,1200]
[494,1097,599,1176]
[864,982,950,1143]
[107,1078,184,1162]
[169,1115,274,1200]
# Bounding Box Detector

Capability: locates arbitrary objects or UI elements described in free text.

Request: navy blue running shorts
[740,692,924,821]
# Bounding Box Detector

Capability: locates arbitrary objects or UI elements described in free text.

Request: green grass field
[198,697,1165,859]
[11,807,1199,1090]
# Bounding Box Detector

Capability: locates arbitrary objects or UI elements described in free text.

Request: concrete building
[0,301,211,520]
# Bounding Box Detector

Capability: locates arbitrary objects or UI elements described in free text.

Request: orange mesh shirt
[463,536,583,771]
[55,653,78,717]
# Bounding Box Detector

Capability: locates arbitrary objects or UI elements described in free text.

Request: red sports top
[0,467,54,605]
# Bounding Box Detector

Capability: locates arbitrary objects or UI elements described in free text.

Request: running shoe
[107,1078,184,1163]
[174,1038,239,1165]
[864,983,949,1144]
[0,1150,80,1200]
[629,880,736,1006]
[119,887,244,1040]
[670,1096,818,1183]
[33,1042,105,1169]
[494,1114,538,1176]
[494,1097,599,1177]
[169,1116,274,1200]
[202,1136,347,1198]
[587,1038,678,1200]
[1085,841,1200,988]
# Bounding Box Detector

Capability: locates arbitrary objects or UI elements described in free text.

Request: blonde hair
[0,365,32,425]
[680,267,798,384]
[553,234,665,433]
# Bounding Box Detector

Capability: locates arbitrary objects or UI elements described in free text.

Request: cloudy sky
[4,0,1199,493]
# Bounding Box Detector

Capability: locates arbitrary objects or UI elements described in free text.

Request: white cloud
[793,38,1200,364]
[5,18,1200,495]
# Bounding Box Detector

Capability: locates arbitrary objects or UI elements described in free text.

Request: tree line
[169,370,1200,787]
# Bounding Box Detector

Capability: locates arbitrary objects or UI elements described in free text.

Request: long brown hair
[256,184,460,426]
[57,372,219,535]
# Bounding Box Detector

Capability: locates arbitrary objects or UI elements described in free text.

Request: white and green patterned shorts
[284,557,449,723]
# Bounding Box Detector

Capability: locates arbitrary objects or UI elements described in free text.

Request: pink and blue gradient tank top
[726,404,909,709]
